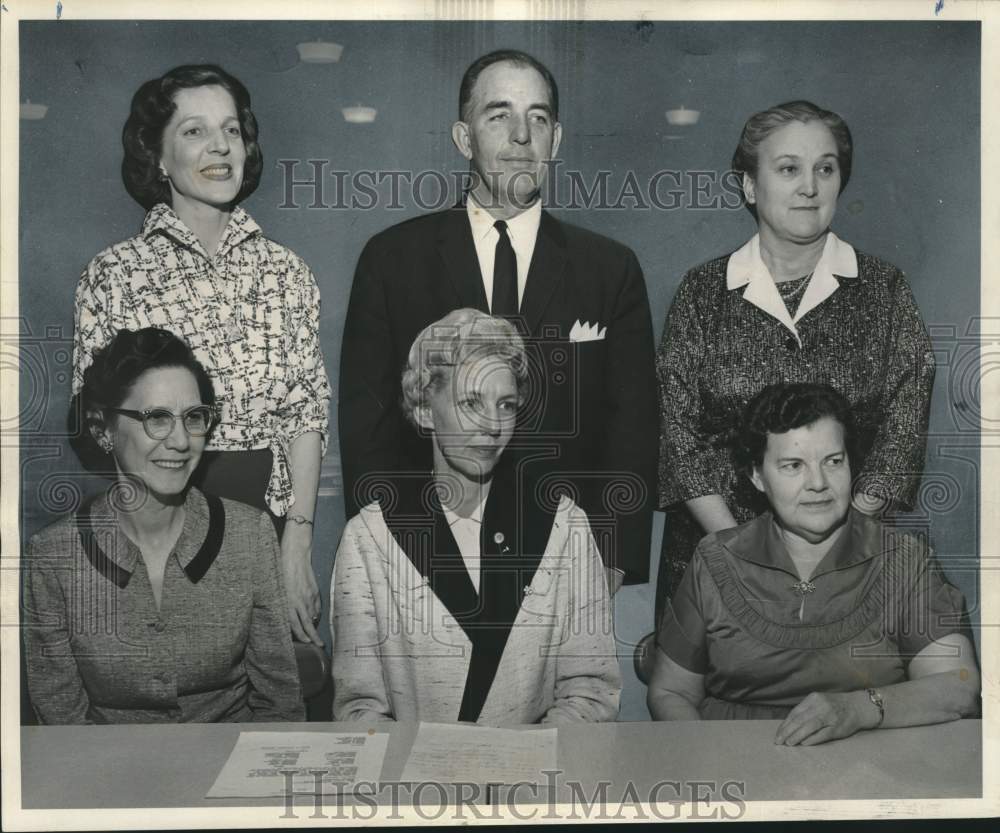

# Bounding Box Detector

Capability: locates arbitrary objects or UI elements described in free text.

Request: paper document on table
[401,723,557,785]
[206,731,389,798]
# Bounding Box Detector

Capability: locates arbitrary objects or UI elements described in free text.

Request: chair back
[633,631,656,685]
[294,641,330,701]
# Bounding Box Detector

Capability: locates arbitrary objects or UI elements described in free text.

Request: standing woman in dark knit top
[655,100,934,623]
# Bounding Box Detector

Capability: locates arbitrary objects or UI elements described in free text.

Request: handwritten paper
[400,723,556,785]
[206,731,389,798]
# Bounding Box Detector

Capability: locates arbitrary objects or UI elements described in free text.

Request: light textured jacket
[330,470,621,726]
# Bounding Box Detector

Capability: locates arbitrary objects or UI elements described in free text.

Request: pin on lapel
[493,531,511,553]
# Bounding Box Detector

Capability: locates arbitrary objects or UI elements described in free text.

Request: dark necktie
[491,220,518,317]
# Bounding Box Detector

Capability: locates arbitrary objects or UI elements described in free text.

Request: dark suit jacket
[338,206,657,583]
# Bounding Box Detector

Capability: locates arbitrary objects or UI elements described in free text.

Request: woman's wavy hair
[734,381,856,475]
[69,327,216,472]
[121,64,263,210]
[400,308,528,429]
[731,100,853,219]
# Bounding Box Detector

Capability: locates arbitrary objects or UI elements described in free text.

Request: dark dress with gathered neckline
[657,509,966,719]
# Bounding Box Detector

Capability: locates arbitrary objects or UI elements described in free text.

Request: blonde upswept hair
[400,308,528,427]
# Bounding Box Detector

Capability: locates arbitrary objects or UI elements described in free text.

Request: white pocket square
[569,320,607,342]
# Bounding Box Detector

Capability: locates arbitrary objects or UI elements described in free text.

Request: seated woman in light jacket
[330,308,621,725]
[23,327,302,724]
[648,382,979,745]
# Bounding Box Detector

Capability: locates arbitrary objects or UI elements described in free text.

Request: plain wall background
[18,20,981,721]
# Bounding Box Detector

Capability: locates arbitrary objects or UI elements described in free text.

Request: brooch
[791,579,816,596]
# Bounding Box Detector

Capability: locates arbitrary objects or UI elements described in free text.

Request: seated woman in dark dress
[23,328,303,724]
[647,382,978,745]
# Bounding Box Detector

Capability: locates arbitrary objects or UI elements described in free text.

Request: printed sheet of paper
[206,731,389,798]
[400,723,556,785]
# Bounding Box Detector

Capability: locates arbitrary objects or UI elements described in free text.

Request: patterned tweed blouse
[72,204,331,515]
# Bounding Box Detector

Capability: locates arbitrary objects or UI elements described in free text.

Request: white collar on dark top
[726,231,859,344]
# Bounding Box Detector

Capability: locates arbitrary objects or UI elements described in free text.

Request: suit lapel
[458,462,554,722]
[381,464,556,723]
[435,206,489,312]
[381,473,480,631]
[519,211,568,336]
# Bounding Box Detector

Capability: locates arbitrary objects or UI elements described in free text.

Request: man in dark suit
[339,49,657,585]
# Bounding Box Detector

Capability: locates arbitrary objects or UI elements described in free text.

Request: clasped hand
[774,691,879,746]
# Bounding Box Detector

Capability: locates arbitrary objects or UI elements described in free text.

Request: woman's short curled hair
[70,327,215,471]
[734,382,855,474]
[731,100,853,217]
[122,64,263,210]
[400,309,528,428]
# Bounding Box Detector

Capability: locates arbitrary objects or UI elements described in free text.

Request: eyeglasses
[105,405,216,440]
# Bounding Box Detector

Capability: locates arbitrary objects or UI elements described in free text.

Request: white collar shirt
[442,496,488,594]
[725,231,859,346]
[466,197,542,311]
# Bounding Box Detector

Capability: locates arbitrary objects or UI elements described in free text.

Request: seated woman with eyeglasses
[23,327,303,724]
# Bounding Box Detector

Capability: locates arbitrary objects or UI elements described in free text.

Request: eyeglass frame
[103,405,218,440]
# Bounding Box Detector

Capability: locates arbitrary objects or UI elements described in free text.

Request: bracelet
[286,514,314,527]
[866,687,885,728]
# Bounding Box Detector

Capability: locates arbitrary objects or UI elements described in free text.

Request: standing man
[339,49,657,585]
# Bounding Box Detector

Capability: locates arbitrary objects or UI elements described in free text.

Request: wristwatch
[866,687,885,728]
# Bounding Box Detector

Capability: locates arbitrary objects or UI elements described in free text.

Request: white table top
[19,719,981,809]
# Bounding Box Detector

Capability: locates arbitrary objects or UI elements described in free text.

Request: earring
[100,438,114,454]
[158,168,169,182]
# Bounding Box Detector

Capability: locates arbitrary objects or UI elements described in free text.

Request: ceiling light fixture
[296,40,344,64]
[342,105,377,124]
[20,100,48,120]
[665,106,700,126]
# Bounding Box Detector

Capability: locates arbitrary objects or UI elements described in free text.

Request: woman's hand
[280,523,323,646]
[774,691,879,746]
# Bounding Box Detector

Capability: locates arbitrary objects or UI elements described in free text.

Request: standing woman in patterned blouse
[655,100,935,624]
[72,65,331,645]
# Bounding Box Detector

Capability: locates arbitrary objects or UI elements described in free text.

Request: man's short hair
[458,49,559,122]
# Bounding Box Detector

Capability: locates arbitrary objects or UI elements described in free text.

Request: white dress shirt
[442,493,488,593]
[466,198,542,311]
